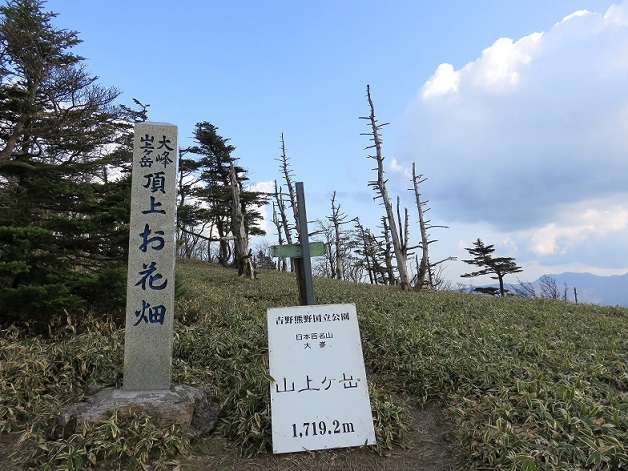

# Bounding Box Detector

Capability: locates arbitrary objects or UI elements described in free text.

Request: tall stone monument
[123,122,178,391]
[53,122,218,438]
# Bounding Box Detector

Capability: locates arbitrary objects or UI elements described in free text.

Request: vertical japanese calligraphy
[123,122,177,391]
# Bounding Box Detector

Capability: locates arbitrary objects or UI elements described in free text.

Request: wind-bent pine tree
[461,238,523,297]
[184,122,266,267]
[176,148,212,259]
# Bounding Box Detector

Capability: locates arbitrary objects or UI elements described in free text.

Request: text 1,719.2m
[291,420,355,438]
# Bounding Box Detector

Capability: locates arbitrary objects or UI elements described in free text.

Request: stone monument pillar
[54,122,218,438]
[123,122,178,391]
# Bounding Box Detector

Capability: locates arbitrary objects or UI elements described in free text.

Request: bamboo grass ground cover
[1,257,626,470]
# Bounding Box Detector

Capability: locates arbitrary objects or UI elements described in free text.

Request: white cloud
[247,180,274,194]
[389,158,412,178]
[422,63,460,99]
[521,199,628,256]
[470,33,543,90]
[401,1,628,279]
[421,32,543,100]
[605,2,628,24]
[557,10,591,26]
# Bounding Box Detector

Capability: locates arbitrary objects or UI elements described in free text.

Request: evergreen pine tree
[0,0,135,327]
[461,238,523,297]
[184,122,267,266]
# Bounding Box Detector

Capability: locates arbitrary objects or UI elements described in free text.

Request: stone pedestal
[54,385,218,439]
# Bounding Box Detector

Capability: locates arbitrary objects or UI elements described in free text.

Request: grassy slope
[1,258,627,470]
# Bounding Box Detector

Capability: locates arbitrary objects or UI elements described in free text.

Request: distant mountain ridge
[511,272,628,307]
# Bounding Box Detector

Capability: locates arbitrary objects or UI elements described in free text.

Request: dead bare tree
[271,203,286,271]
[511,275,575,302]
[540,275,561,299]
[274,134,301,272]
[412,164,430,290]
[511,279,537,298]
[272,180,292,271]
[327,191,357,280]
[355,219,379,284]
[410,163,455,289]
[277,133,299,233]
[361,85,411,290]
[379,217,397,285]
[312,194,359,280]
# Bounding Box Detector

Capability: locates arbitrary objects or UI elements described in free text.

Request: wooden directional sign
[270,242,328,259]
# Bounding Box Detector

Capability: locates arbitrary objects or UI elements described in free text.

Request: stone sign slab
[267,303,376,454]
[123,122,177,391]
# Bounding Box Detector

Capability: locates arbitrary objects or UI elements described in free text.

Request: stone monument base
[54,384,218,439]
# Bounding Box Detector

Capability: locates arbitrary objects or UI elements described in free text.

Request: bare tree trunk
[217,221,231,267]
[272,201,287,272]
[273,181,291,272]
[229,164,254,279]
[278,134,299,233]
[381,218,396,285]
[276,135,300,273]
[361,85,411,290]
[329,191,348,280]
[355,220,375,284]
[412,163,430,290]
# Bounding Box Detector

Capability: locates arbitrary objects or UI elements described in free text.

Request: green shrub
[19,410,190,470]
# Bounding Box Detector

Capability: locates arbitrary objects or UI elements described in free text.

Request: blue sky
[44,0,628,285]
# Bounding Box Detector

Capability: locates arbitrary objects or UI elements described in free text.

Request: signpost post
[270,182,327,306]
[295,182,314,306]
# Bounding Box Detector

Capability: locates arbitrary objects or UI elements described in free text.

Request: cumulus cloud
[518,198,628,255]
[400,1,628,276]
[402,2,628,229]
[422,63,460,99]
[605,3,628,24]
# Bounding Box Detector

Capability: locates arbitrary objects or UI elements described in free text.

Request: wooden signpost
[270,241,327,259]
[270,182,327,306]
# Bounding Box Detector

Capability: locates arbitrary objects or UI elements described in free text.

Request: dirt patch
[0,405,464,470]
[0,432,22,471]
[178,404,464,471]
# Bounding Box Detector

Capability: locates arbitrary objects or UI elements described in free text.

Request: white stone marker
[123,122,177,391]
[267,303,376,454]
